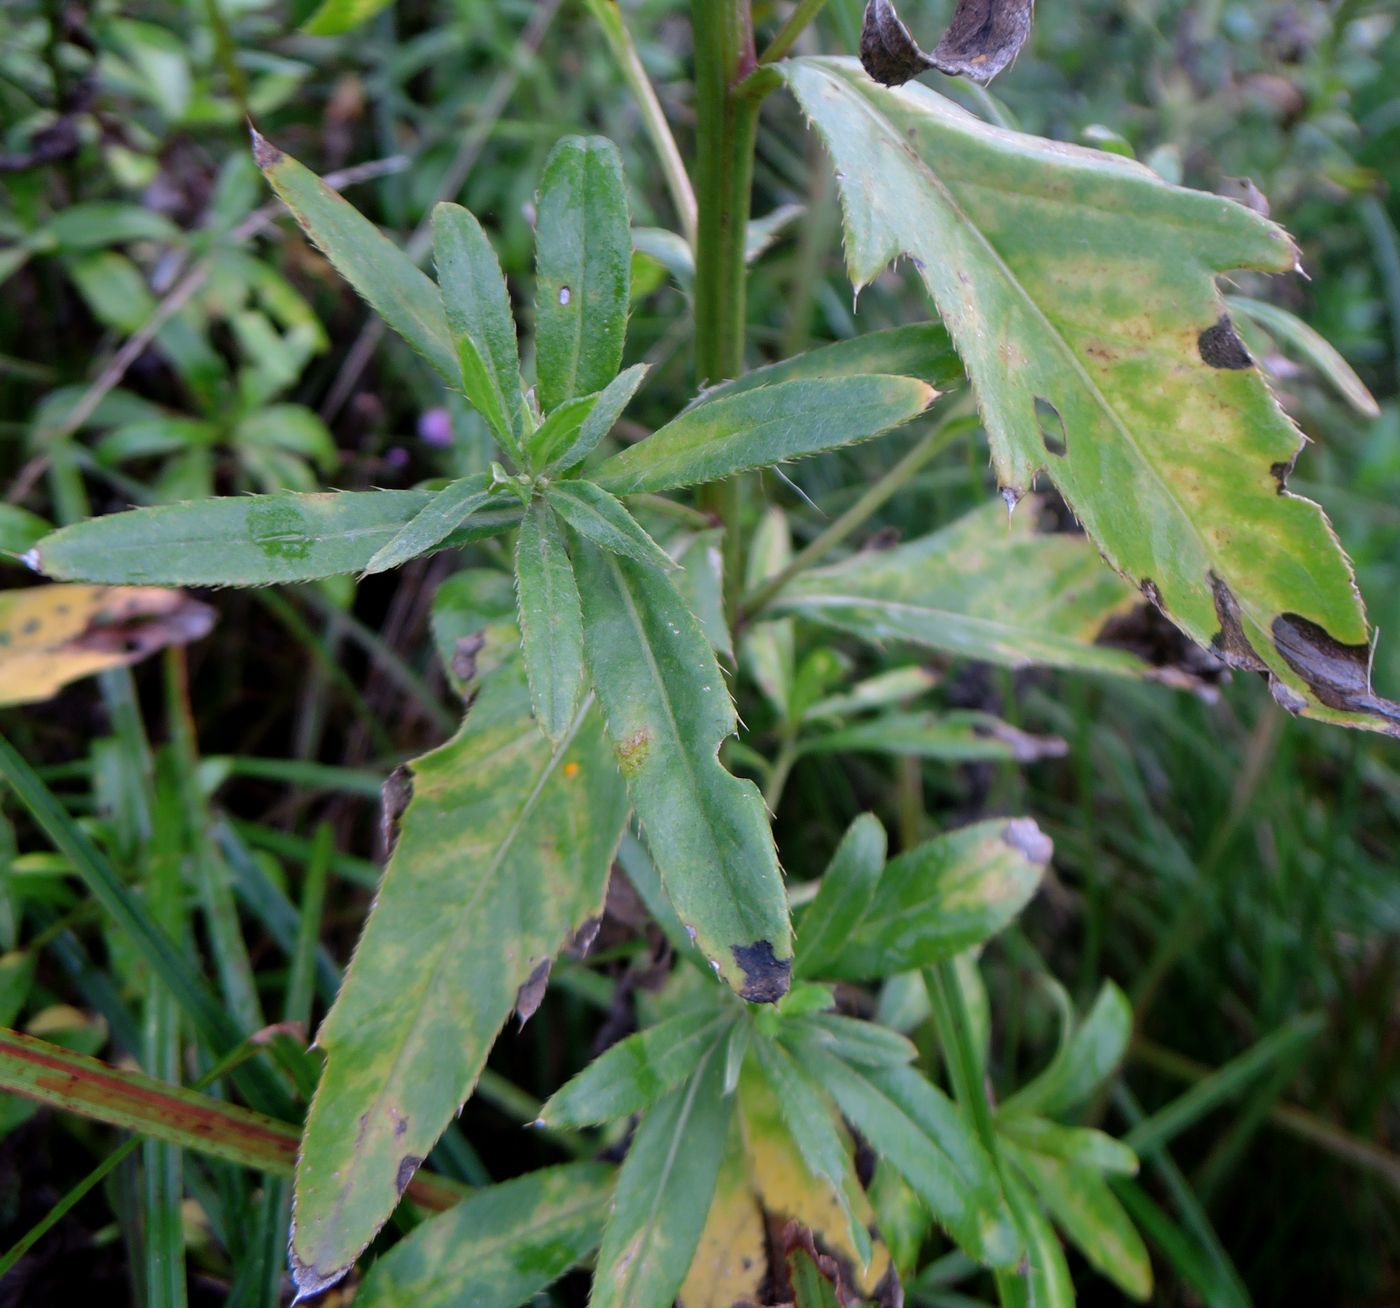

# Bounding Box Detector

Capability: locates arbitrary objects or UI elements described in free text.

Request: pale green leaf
[362,476,497,576]
[775,497,1169,680]
[515,501,586,745]
[301,0,391,36]
[545,480,673,571]
[354,1163,614,1308]
[1004,1167,1076,1308]
[741,508,795,718]
[1007,1143,1153,1300]
[783,57,1399,736]
[997,1115,1139,1176]
[539,1008,733,1128]
[535,137,631,411]
[799,709,1067,763]
[816,818,1050,979]
[537,363,650,472]
[788,1012,917,1069]
[289,659,629,1296]
[253,134,459,385]
[433,202,523,450]
[672,529,733,662]
[594,375,935,496]
[589,1041,732,1308]
[792,814,886,982]
[1003,980,1133,1117]
[35,491,518,587]
[573,541,792,1002]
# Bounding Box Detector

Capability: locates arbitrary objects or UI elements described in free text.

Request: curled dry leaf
[861,0,1033,88]
[0,584,215,706]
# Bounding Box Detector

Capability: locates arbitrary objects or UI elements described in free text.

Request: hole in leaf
[1034,396,1067,456]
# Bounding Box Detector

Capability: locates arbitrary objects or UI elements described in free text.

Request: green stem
[690,0,764,620]
[758,0,829,63]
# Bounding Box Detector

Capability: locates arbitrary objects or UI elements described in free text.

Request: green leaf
[775,497,1168,680]
[589,1040,733,1308]
[791,1043,1017,1267]
[535,136,631,412]
[252,133,459,386]
[34,492,517,587]
[751,1035,872,1266]
[785,1233,846,1308]
[799,709,1067,764]
[782,57,1399,736]
[0,505,52,563]
[300,0,392,36]
[672,529,733,662]
[997,1115,1139,1176]
[354,1163,613,1308]
[742,507,796,718]
[289,659,629,1297]
[528,393,601,472]
[1003,980,1133,1117]
[545,480,673,571]
[47,202,181,251]
[363,476,498,576]
[573,540,792,1003]
[817,818,1051,980]
[789,1012,918,1069]
[1003,1167,1076,1308]
[594,375,935,495]
[540,1008,733,1129]
[515,501,587,745]
[792,814,886,981]
[1007,1143,1153,1300]
[536,363,650,472]
[433,202,523,450]
[703,322,961,400]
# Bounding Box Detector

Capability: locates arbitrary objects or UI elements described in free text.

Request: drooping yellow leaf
[678,1116,767,1308]
[0,584,214,706]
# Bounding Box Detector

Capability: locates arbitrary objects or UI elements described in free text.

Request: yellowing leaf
[783,58,1400,736]
[678,1118,766,1308]
[0,584,214,706]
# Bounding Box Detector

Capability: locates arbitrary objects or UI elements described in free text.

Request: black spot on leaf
[1035,396,1067,456]
[1270,458,1295,494]
[1198,315,1253,370]
[732,940,791,1004]
[1272,613,1400,730]
[1208,573,1267,671]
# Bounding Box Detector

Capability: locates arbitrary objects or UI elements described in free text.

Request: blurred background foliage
[0,0,1396,1303]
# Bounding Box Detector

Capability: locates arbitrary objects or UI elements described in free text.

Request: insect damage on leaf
[860,0,1032,88]
[1034,396,1067,457]
[732,940,792,1005]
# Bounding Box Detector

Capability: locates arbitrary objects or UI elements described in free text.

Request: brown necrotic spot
[395,1155,423,1196]
[1198,315,1253,370]
[515,957,553,1026]
[731,940,791,1004]
[249,129,284,170]
[1034,396,1067,456]
[1209,572,1267,671]
[381,765,414,859]
[1272,613,1400,729]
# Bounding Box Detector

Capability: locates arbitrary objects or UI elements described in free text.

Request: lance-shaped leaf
[1002,980,1133,1117]
[540,1007,734,1129]
[790,1043,1018,1267]
[354,1163,614,1308]
[594,375,936,496]
[1006,1142,1153,1300]
[590,1039,732,1308]
[535,136,631,412]
[34,491,519,587]
[289,660,629,1296]
[363,475,498,576]
[775,497,1194,683]
[515,501,586,744]
[787,1012,918,1069]
[751,1035,872,1267]
[793,814,886,981]
[433,202,523,451]
[252,133,458,386]
[783,58,1400,736]
[573,540,792,1003]
[546,480,674,571]
[799,709,1067,764]
[815,818,1051,979]
[997,1116,1139,1176]
[678,1117,767,1308]
[536,363,650,473]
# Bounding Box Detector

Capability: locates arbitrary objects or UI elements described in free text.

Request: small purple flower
[384,446,410,470]
[417,407,454,448]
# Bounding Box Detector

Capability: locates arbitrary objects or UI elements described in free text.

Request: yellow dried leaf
[678,1117,766,1308]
